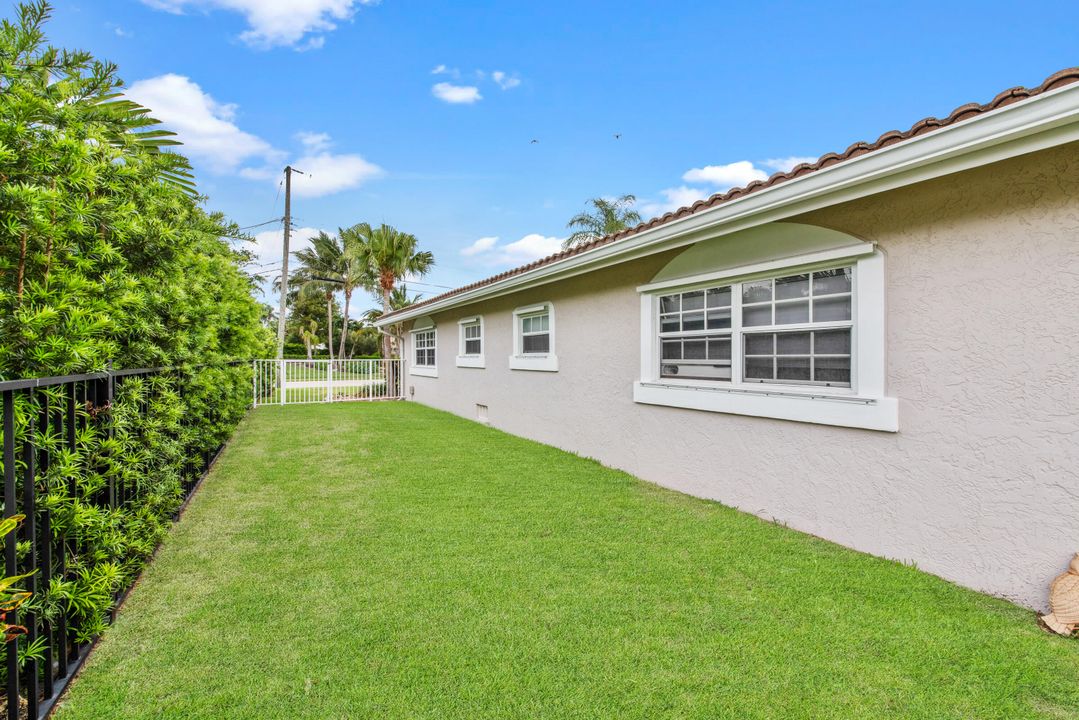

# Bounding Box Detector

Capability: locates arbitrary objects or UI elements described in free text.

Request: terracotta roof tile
[386,67,1079,321]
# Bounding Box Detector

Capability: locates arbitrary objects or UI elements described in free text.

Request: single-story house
[376,68,1079,610]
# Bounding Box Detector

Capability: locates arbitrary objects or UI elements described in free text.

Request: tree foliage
[0,1,271,657]
[563,195,642,249]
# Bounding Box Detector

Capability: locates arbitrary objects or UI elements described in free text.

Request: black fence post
[3,390,20,720]
[22,409,39,718]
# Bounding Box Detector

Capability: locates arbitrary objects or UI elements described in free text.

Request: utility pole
[275,165,302,359]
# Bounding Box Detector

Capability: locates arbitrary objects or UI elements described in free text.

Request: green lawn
[55,403,1079,719]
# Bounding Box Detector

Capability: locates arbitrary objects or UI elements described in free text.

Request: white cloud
[126,76,383,197]
[126,74,281,174]
[761,156,818,172]
[288,152,384,198]
[250,225,322,268]
[460,236,498,257]
[491,71,521,90]
[682,161,768,189]
[296,131,332,152]
[141,0,379,49]
[640,186,713,218]
[432,82,482,104]
[431,64,460,78]
[460,234,563,265]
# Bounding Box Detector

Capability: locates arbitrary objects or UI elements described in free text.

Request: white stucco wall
[402,143,1079,609]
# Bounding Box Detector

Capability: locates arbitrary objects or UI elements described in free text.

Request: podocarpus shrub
[0,0,272,669]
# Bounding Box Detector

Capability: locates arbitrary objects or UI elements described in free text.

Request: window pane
[536,314,549,332]
[660,295,680,313]
[682,290,705,311]
[775,274,809,300]
[742,280,772,304]
[660,315,680,333]
[777,356,811,381]
[661,340,681,360]
[814,329,851,354]
[813,268,852,295]
[707,287,731,308]
[707,337,731,360]
[745,357,774,380]
[775,301,809,325]
[776,332,811,355]
[743,305,772,327]
[744,333,774,356]
[813,296,851,322]
[522,333,549,354]
[683,339,706,360]
[706,308,731,329]
[814,357,851,385]
[426,349,436,366]
[682,311,705,331]
[464,339,481,355]
[415,349,424,365]
[522,317,533,333]
[464,324,480,339]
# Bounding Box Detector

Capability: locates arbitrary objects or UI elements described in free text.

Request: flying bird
[614,133,622,140]
[530,139,539,144]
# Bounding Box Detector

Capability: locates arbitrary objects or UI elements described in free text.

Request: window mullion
[731,281,744,385]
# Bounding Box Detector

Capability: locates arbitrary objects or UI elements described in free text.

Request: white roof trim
[377,80,1079,327]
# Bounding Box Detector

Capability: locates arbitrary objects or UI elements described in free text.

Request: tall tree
[563,195,642,249]
[290,231,348,361]
[353,224,433,358]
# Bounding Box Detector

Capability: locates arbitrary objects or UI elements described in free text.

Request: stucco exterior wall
[402,143,1079,609]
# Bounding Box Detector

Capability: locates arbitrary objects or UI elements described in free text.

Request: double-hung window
[637,251,895,431]
[456,316,485,368]
[510,303,558,372]
[410,327,437,377]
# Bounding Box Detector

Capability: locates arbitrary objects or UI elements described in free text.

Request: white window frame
[634,249,897,432]
[409,323,438,378]
[510,302,558,372]
[456,316,485,368]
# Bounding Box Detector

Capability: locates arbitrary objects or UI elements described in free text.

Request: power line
[236,217,284,231]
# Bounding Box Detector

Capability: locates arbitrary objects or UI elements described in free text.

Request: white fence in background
[252,359,402,407]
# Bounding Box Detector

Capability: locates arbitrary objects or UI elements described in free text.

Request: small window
[510,303,558,372]
[456,317,486,368]
[461,320,482,355]
[413,329,436,367]
[520,311,550,354]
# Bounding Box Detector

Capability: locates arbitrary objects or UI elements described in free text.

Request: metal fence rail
[252,359,401,407]
[0,362,243,720]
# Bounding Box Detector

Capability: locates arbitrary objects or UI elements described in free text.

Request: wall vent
[476,404,489,423]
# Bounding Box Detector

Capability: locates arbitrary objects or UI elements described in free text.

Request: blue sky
[40,0,1079,307]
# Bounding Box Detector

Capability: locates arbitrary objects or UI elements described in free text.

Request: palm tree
[291,232,351,362]
[363,286,421,361]
[563,195,642,249]
[353,224,434,358]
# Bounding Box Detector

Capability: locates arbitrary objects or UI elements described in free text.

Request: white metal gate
[252,359,402,407]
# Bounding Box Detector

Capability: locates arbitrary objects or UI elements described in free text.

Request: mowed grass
[55,403,1079,719]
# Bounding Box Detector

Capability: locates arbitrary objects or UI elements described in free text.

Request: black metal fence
[0,362,244,719]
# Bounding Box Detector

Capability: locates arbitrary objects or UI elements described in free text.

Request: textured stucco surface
[403,143,1079,609]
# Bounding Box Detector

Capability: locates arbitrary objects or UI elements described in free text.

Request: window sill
[633,381,898,432]
[410,365,438,378]
[509,354,559,372]
[456,355,486,369]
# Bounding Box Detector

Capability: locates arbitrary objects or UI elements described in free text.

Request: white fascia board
[376,82,1079,327]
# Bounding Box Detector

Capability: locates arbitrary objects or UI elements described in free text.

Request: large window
[510,303,558,372]
[657,267,852,388]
